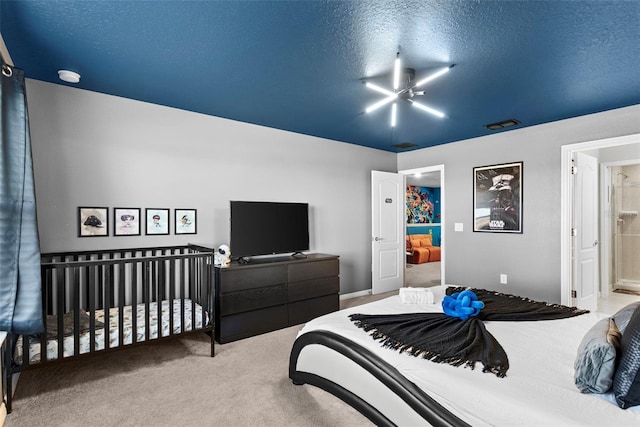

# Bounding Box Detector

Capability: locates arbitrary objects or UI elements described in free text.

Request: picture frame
[78,207,109,237]
[175,209,197,235]
[473,161,523,233]
[145,208,170,235]
[406,185,440,225]
[114,207,141,236]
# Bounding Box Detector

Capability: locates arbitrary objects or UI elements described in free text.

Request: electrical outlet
[500,274,508,284]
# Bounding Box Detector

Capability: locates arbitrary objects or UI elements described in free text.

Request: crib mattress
[17,299,208,363]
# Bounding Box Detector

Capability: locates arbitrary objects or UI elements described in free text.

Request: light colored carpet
[7,312,377,426]
[405,261,441,287]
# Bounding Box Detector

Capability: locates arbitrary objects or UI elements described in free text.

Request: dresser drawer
[289,259,339,282]
[218,264,287,292]
[289,294,339,325]
[217,305,288,343]
[288,276,339,303]
[219,285,287,316]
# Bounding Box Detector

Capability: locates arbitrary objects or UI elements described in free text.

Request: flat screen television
[230,201,309,260]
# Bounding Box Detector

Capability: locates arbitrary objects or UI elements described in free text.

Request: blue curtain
[0,60,43,334]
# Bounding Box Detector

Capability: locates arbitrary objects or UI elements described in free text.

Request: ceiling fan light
[391,103,397,127]
[362,53,452,127]
[365,82,395,96]
[393,52,401,90]
[365,94,398,113]
[414,66,451,87]
[410,100,446,118]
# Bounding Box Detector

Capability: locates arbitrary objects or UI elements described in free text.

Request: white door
[371,170,405,295]
[574,152,599,310]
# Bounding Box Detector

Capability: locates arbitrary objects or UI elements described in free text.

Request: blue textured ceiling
[2,1,639,152]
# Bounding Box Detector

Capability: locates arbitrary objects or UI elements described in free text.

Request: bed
[3,245,215,413]
[289,286,640,426]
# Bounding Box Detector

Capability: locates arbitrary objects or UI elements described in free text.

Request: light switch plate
[454,223,463,232]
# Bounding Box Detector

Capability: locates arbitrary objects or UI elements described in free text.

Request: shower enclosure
[612,165,640,292]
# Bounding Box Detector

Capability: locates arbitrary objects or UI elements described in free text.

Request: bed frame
[289,330,469,427]
[2,244,215,413]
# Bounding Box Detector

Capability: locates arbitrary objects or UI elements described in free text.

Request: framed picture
[78,207,108,237]
[406,185,440,224]
[175,209,197,234]
[114,207,141,236]
[145,208,170,235]
[473,161,523,233]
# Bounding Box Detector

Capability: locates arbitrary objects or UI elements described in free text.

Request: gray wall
[23,79,640,301]
[26,79,397,295]
[398,105,640,303]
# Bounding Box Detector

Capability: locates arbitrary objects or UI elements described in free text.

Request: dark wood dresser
[214,253,339,343]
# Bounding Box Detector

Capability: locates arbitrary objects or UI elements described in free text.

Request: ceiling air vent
[485,119,520,131]
[392,142,418,149]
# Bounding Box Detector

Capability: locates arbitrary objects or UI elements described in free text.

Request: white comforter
[297,286,640,426]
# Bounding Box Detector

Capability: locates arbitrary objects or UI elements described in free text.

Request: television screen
[230,201,309,259]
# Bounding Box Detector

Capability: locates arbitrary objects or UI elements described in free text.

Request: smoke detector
[58,70,81,83]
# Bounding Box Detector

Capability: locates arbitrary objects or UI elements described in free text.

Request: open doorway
[399,165,444,287]
[561,133,640,311]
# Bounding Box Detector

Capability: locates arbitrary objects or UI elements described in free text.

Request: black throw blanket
[349,287,588,377]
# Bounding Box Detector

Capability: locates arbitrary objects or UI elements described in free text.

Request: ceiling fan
[363,52,454,127]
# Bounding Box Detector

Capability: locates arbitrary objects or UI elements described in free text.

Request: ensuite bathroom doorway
[400,165,444,288]
[561,133,640,311]
[608,162,640,296]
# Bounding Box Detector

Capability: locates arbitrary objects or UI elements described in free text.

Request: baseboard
[340,289,372,300]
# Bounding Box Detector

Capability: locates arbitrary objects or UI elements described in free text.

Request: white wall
[26,79,397,295]
[398,105,640,303]
[597,143,640,163]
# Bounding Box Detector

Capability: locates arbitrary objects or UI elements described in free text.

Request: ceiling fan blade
[409,100,446,118]
[413,65,454,88]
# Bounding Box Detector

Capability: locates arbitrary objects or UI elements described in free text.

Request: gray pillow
[613,305,640,409]
[574,317,621,393]
[613,301,640,333]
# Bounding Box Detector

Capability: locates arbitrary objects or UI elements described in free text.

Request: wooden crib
[2,244,215,413]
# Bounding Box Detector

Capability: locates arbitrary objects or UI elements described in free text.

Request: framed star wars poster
[473,162,523,233]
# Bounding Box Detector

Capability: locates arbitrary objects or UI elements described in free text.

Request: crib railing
[33,244,214,362]
[5,244,215,415]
